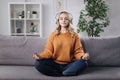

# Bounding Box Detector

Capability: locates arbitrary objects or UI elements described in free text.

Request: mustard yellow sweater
[38,32,84,64]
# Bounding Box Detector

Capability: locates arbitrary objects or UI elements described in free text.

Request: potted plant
[32,11,37,18]
[77,0,110,37]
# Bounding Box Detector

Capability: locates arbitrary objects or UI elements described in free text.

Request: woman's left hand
[82,53,90,60]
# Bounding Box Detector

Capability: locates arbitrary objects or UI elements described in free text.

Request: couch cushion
[81,36,120,67]
[0,35,47,65]
[81,67,120,80]
[0,66,120,80]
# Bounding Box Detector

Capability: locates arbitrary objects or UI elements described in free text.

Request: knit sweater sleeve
[38,32,54,59]
[73,33,84,60]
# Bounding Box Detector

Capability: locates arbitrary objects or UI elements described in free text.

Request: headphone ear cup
[68,13,73,24]
[70,19,73,24]
[55,13,59,24]
[56,20,58,24]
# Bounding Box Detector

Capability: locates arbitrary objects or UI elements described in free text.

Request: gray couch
[0,35,120,80]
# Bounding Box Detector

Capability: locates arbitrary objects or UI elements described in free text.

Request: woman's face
[58,13,70,28]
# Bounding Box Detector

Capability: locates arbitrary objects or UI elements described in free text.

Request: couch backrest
[0,35,47,66]
[80,36,120,67]
[1,35,120,67]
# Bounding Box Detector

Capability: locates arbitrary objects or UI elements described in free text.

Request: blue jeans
[34,59,87,76]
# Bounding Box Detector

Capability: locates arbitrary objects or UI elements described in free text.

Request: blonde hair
[54,11,74,36]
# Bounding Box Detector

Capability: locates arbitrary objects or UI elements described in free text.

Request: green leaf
[77,0,110,37]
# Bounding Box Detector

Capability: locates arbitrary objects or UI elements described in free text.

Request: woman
[33,11,89,76]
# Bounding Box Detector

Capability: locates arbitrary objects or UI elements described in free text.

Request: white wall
[0,0,120,37]
[100,0,120,37]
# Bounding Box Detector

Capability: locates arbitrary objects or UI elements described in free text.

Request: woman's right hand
[82,53,90,60]
[33,53,40,60]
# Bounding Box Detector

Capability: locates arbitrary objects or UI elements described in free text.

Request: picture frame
[53,0,67,14]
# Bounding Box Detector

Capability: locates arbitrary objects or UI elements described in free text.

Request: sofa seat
[0,66,120,80]
[82,67,120,80]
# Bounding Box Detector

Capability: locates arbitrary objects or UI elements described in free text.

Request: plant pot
[32,14,37,18]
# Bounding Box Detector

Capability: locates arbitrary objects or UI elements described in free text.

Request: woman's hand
[82,53,90,60]
[33,53,40,60]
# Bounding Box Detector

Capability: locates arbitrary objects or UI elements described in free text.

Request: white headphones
[55,11,73,24]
